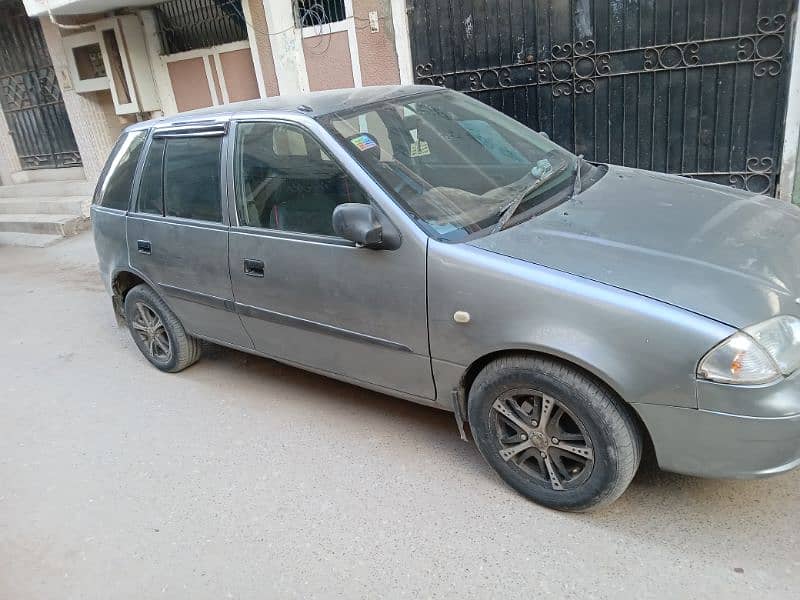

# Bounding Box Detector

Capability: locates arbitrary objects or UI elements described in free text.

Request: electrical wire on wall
[227,0,394,57]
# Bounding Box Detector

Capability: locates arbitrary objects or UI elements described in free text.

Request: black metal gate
[0,1,81,170]
[410,0,796,195]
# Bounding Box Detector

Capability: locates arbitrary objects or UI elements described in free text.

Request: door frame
[223,111,428,244]
[223,111,438,402]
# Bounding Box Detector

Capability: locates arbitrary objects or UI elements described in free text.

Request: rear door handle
[137,240,151,255]
[243,258,265,277]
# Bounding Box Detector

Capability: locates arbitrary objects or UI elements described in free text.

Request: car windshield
[318,90,577,241]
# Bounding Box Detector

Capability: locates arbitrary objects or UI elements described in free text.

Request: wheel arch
[110,268,168,322]
[457,348,652,449]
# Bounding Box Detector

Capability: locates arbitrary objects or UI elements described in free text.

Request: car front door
[227,119,433,399]
[127,126,251,348]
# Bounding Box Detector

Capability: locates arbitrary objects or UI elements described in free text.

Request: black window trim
[227,118,378,246]
[153,122,228,138]
[132,134,165,216]
[129,127,229,226]
[94,129,149,213]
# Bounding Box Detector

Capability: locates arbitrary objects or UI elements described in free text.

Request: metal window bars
[154,0,248,55]
[296,0,347,28]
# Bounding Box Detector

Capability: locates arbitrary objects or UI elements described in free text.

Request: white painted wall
[779,1,800,202]
[261,0,309,95]
[390,0,414,84]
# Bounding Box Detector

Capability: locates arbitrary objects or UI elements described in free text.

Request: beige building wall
[245,0,279,96]
[303,31,355,92]
[39,17,126,183]
[353,0,401,86]
[298,0,404,92]
[168,58,214,112]
[218,48,261,102]
[0,109,23,185]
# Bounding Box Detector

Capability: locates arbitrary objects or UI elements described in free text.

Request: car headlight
[697,315,800,384]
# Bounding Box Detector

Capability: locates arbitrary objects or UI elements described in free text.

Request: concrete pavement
[1,232,798,599]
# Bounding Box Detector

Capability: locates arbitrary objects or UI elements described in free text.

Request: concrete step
[0,214,88,236]
[0,232,63,247]
[9,166,85,184]
[0,180,95,198]
[0,196,87,215]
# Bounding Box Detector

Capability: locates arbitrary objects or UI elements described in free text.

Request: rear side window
[136,138,165,215]
[163,136,222,222]
[96,131,146,210]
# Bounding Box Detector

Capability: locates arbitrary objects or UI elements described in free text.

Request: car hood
[470,165,800,328]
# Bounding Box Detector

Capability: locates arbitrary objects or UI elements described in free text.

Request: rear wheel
[468,355,641,512]
[123,284,201,373]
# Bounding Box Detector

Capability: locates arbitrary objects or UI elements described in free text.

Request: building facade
[0,0,413,187]
[1,0,799,219]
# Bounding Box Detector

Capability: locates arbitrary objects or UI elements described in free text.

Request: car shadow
[198,342,800,530]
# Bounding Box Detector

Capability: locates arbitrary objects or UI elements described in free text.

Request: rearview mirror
[332,203,400,250]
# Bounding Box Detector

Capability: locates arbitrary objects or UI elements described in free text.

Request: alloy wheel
[130,301,172,363]
[491,388,594,490]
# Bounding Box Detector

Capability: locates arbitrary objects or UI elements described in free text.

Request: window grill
[296,0,347,27]
[154,0,248,55]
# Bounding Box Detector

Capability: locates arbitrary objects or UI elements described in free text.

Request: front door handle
[137,240,151,255]
[243,258,265,277]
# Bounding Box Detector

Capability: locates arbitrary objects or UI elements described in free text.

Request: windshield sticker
[351,134,377,151]
[410,140,431,157]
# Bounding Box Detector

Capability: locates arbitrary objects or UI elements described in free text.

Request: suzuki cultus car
[92,86,800,511]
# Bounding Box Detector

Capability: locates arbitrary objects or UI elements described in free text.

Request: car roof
[125,85,443,132]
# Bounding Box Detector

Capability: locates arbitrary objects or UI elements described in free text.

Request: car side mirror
[332,203,400,250]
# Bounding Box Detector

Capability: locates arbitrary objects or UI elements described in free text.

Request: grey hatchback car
[92,85,800,511]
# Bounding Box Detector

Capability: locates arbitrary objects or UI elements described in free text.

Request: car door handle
[137,240,151,255]
[243,258,265,277]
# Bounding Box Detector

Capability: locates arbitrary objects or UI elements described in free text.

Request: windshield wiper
[492,157,567,233]
[492,179,547,233]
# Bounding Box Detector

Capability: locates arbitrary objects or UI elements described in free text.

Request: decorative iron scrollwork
[415,62,445,86]
[643,42,700,70]
[536,39,610,96]
[736,13,786,77]
[728,157,774,194]
[468,67,512,91]
[414,13,788,93]
[1,74,32,111]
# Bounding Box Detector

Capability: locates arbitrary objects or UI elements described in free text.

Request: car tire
[468,354,641,512]
[123,284,201,373]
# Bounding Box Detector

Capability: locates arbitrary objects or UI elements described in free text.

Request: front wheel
[468,355,641,512]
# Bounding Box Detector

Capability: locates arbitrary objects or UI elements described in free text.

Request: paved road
[1,232,798,599]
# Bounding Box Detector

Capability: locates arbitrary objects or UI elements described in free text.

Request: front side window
[96,131,146,210]
[163,136,222,222]
[234,122,368,236]
[319,90,582,242]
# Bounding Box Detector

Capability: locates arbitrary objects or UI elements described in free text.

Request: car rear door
[227,118,434,400]
[127,125,251,348]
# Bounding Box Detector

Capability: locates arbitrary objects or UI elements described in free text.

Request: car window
[95,130,146,210]
[163,136,222,222]
[136,137,165,215]
[320,90,576,242]
[234,122,369,236]
[326,110,395,161]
